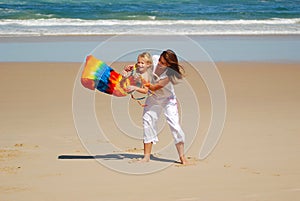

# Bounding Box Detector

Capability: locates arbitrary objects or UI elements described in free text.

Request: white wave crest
[0,18,299,36]
[0,18,300,26]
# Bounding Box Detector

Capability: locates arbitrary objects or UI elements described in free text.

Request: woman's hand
[144,77,169,91]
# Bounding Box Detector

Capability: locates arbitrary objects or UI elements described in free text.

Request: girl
[123,52,153,95]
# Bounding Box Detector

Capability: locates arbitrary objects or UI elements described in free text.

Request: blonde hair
[136,52,153,82]
[137,52,153,67]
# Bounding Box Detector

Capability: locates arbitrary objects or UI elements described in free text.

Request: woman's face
[158,56,168,70]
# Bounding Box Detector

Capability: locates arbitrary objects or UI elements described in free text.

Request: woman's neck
[154,66,166,76]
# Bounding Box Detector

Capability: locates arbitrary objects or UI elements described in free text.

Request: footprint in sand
[0,143,39,174]
[124,147,144,153]
[0,166,21,174]
[15,143,39,149]
[240,167,261,175]
[223,164,231,168]
[128,158,145,164]
[0,186,29,193]
[0,149,22,161]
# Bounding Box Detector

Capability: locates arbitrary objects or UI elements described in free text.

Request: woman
[141,49,187,164]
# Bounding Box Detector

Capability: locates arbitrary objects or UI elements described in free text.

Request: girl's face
[158,56,169,70]
[137,57,150,73]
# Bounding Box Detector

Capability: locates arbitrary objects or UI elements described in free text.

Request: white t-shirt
[151,55,176,99]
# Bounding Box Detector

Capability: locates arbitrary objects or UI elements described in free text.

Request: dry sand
[0,61,299,201]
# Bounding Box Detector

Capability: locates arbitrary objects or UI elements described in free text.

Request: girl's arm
[127,85,149,94]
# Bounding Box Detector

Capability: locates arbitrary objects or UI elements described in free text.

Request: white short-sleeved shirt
[151,55,176,99]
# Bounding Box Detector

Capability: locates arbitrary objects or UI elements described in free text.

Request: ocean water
[0,0,300,36]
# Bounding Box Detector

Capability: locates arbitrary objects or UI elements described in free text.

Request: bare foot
[139,154,151,163]
[138,157,150,163]
[179,156,188,165]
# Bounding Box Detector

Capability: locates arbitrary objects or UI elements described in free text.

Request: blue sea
[0,0,300,36]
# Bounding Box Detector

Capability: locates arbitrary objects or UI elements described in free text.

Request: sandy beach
[1,0,300,199]
[0,59,299,200]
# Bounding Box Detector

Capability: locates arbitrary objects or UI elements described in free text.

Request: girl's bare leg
[140,142,152,162]
[175,142,188,165]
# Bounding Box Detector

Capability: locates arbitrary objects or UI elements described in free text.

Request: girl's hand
[126,85,137,93]
[124,65,134,72]
[122,65,134,77]
[121,70,129,77]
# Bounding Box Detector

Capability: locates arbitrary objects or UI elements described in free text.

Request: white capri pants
[143,96,185,144]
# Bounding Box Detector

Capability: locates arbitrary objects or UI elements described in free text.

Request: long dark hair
[160,49,185,84]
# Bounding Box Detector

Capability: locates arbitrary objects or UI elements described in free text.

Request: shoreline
[0,61,299,65]
[1,34,300,42]
[1,34,300,63]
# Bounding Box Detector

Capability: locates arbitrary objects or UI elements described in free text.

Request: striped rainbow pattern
[81,55,135,97]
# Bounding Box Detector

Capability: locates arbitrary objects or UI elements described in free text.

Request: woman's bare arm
[145,77,169,91]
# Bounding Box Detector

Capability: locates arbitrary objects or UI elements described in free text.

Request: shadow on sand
[58,153,178,163]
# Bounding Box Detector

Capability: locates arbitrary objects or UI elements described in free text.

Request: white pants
[143,96,185,144]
